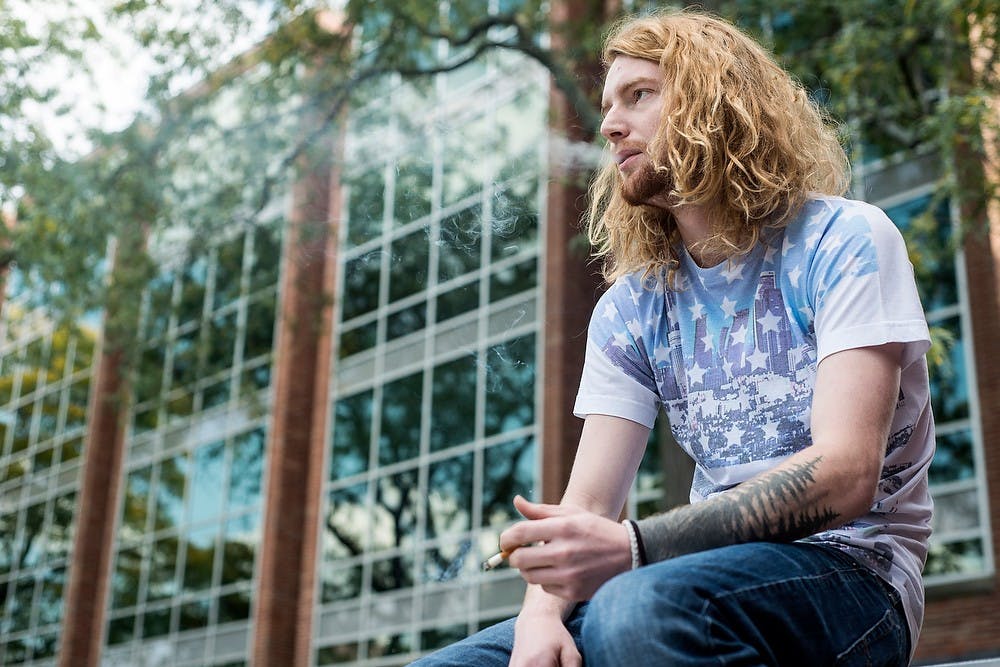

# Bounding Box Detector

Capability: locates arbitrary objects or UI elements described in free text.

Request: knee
[581,567,710,666]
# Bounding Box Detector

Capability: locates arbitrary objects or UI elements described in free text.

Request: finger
[513,494,567,520]
[560,644,584,667]
[500,518,559,553]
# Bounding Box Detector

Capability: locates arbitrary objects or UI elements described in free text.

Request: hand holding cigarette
[482,495,632,601]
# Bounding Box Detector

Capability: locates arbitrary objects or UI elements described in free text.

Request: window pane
[227,429,265,510]
[388,230,429,303]
[430,357,476,452]
[212,234,245,310]
[331,390,372,480]
[338,321,377,359]
[371,553,415,593]
[490,258,537,303]
[484,335,536,436]
[220,512,259,586]
[342,253,381,321]
[482,437,535,528]
[111,547,143,609]
[346,167,385,247]
[930,428,975,484]
[188,441,225,524]
[928,316,969,422]
[438,205,482,282]
[386,302,426,341]
[490,179,538,261]
[183,525,217,592]
[320,562,363,604]
[218,589,251,622]
[393,156,433,225]
[925,538,985,577]
[379,372,423,466]
[146,535,179,602]
[436,282,479,323]
[154,455,187,531]
[244,292,276,360]
[426,453,473,538]
[372,470,419,551]
[141,607,171,639]
[324,483,368,560]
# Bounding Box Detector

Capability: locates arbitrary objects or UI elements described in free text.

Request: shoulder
[786,196,905,251]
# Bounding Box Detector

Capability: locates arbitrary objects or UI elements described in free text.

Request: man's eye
[633,89,653,103]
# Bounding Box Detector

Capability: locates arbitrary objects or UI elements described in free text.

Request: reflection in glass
[393,156,433,225]
[111,547,143,609]
[931,488,980,534]
[188,441,225,524]
[346,167,385,247]
[379,372,422,466]
[207,310,238,377]
[368,632,413,658]
[371,553,415,593]
[179,597,210,631]
[316,641,359,665]
[338,320,377,359]
[439,205,482,282]
[421,623,468,652]
[426,453,473,539]
[154,455,188,531]
[490,258,537,303]
[342,253,381,321]
[484,335,536,436]
[331,390,372,480]
[884,196,957,312]
[930,428,975,484]
[107,614,135,645]
[244,291,277,361]
[212,233,245,310]
[324,483,368,560]
[228,429,265,510]
[372,470,419,551]
[218,589,251,622]
[249,225,282,293]
[183,524,217,592]
[220,512,259,586]
[482,438,535,528]
[430,357,476,452]
[924,538,984,576]
[490,179,539,261]
[320,562,363,604]
[141,607,171,639]
[389,230,429,303]
[146,535,179,601]
[386,301,427,341]
[928,316,968,422]
[436,282,479,323]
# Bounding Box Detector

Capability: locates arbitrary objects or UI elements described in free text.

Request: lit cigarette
[482,549,514,571]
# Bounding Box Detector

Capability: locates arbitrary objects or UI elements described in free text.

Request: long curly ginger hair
[586,9,851,285]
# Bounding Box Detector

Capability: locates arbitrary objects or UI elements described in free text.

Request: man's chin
[621,167,672,207]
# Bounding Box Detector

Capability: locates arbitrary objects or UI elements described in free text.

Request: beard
[620,160,673,207]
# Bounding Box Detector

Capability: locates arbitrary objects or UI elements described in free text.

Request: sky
[13,0,276,157]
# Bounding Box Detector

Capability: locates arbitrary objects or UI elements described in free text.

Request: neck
[671,203,721,268]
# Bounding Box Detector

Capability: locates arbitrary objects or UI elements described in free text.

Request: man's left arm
[637,342,902,561]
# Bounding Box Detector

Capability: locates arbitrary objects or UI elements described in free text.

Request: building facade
[0,3,999,666]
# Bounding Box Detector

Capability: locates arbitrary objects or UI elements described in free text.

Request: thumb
[513,494,566,520]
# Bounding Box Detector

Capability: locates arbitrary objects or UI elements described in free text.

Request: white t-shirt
[575,196,934,651]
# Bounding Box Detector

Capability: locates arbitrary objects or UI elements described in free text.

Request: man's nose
[600,109,627,141]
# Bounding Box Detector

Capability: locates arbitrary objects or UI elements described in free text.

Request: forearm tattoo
[637,457,840,563]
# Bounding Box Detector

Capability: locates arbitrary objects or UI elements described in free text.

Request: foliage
[0,0,997,351]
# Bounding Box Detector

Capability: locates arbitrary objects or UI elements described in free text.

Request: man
[411,8,932,666]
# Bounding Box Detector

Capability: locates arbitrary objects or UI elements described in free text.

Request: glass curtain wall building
[0,294,94,664]
[2,3,1000,666]
[316,45,548,663]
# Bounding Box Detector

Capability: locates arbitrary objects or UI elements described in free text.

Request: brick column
[540,0,614,503]
[58,228,144,667]
[251,136,341,666]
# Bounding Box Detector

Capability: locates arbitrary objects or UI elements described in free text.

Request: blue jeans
[409,542,910,666]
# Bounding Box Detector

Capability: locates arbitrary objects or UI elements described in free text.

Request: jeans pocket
[834,594,908,667]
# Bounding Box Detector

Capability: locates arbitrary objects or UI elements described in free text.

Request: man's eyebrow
[600,76,661,115]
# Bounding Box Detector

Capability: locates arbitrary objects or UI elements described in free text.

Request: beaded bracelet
[622,519,646,570]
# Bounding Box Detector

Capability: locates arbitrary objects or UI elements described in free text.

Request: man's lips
[615,149,643,169]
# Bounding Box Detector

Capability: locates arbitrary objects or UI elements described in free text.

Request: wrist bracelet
[628,519,648,566]
[622,519,641,570]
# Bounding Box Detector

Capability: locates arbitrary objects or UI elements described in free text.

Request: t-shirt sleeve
[573,279,661,428]
[809,202,930,369]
